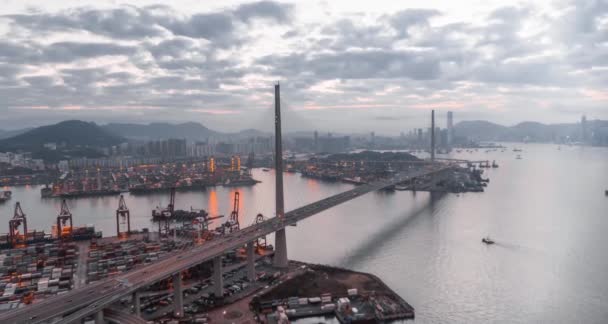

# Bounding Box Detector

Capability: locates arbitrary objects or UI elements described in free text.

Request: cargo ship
[41,188,121,199]
[41,186,52,198]
[59,189,121,199]
[130,183,207,195]
[152,207,209,222]
[222,177,261,187]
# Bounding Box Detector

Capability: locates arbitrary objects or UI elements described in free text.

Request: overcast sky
[0,0,606,134]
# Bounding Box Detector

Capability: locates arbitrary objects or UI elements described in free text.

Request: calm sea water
[1,143,607,323]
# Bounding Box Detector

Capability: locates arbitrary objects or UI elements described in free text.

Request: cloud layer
[0,0,606,133]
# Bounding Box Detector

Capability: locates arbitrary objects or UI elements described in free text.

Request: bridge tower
[431,109,435,162]
[57,199,73,240]
[273,83,288,268]
[8,202,27,248]
[116,195,131,237]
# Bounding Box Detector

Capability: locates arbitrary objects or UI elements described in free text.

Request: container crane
[8,202,27,248]
[226,192,240,233]
[154,187,175,237]
[116,195,131,237]
[57,199,73,240]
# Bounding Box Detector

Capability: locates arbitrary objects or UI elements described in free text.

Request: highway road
[0,166,450,324]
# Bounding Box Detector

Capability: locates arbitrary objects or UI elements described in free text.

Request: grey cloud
[3,1,293,46]
[5,7,166,39]
[0,63,21,78]
[320,19,393,50]
[389,9,440,38]
[1,1,606,131]
[472,61,564,85]
[165,13,234,42]
[0,41,136,64]
[22,76,55,87]
[44,42,136,62]
[234,0,294,23]
[146,37,199,59]
[258,49,441,81]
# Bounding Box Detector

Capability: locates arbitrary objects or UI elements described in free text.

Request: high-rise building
[447,111,454,146]
[370,131,375,148]
[581,115,588,143]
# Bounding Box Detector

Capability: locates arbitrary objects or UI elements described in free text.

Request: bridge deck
[0,166,450,324]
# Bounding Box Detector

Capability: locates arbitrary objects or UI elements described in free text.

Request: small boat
[482,236,495,244]
[0,191,11,203]
[262,168,270,172]
[516,155,522,159]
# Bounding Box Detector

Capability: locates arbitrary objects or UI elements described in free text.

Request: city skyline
[0,0,607,133]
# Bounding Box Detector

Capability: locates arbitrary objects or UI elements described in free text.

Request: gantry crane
[116,195,131,237]
[8,202,27,247]
[156,187,175,237]
[57,199,73,240]
[226,192,240,233]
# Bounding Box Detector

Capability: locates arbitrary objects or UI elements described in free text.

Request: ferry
[482,236,495,244]
[0,190,12,203]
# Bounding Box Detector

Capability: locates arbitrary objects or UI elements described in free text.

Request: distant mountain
[453,121,511,141]
[0,128,32,140]
[102,122,271,141]
[234,128,270,138]
[0,120,124,151]
[454,119,608,143]
[102,122,221,141]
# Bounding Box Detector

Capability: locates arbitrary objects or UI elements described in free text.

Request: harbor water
[1,143,607,323]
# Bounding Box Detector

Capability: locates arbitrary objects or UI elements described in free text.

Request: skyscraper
[581,115,588,144]
[447,111,454,146]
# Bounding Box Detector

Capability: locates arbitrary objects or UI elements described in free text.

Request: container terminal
[0,159,493,323]
[291,151,492,193]
[0,187,420,323]
[40,156,260,199]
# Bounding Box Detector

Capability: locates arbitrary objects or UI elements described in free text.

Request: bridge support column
[173,272,184,318]
[95,310,104,324]
[273,228,288,268]
[213,256,223,297]
[133,291,141,317]
[273,83,288,269]
[246,242,256,281]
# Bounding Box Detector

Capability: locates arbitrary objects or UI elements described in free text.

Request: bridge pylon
[273,83,288,268]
